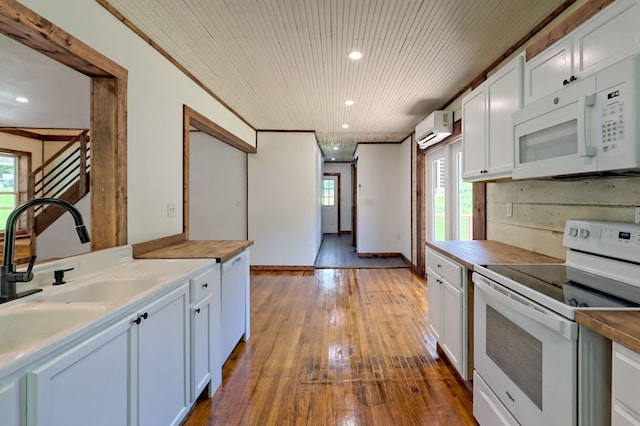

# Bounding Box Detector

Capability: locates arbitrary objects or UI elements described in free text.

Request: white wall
[248,132,322,266]
[0,132,43,168]
[20,0,256,245]
[189,131,247,240]
[323,162,352,232]
[36,194,91,260]
[355,143,410,255]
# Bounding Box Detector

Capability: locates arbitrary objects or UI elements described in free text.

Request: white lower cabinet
[426,248,467,380]
[221,251,250,361]
[612,342,640,425]
[27,283,190,426]
[0,379,20,426]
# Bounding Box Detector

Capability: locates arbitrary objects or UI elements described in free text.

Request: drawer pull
[437,264,442,268]
[202,282,208,288]
[195,308,201,314]
[232,257,242,266]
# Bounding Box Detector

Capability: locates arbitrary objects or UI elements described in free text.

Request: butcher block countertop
[134,238,253,263]
[426,240,563,270]
[576,310,640,354]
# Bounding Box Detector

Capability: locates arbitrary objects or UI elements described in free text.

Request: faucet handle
[12,256,36,283]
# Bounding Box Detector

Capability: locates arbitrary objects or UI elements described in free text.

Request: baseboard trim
[251,265,315,272]
[357,252,403,258]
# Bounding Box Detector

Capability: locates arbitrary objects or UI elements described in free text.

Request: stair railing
[29,130,91,219]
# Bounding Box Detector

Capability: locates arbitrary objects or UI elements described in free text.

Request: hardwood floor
[183,269,475,425]
[315,234,409,268]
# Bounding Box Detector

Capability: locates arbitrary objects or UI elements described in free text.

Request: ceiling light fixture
[331,158,336,161]
[333,146,339,150]
[342,124,349,129]
[15,96,29,103]
[348,51,362,60]
[344,99,354,106]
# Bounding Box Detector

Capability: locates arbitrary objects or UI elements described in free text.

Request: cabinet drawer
[190,267,217,303]
[427,249,462,287]
[613,342,640,419]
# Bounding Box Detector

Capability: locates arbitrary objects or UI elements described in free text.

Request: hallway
[315,234,410,269]
[183,268,474,425]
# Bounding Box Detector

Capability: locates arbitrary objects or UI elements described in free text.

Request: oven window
[486,306,543,409]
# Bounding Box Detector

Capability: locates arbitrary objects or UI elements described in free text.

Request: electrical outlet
[506,202,513,217]
[635,207,640,224]
[167,202,176,218]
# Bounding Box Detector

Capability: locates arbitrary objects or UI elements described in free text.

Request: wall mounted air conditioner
[415,110,452,149]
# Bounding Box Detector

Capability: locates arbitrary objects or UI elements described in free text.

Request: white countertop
[0,245,216,379]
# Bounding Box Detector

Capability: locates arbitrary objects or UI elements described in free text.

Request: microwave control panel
[598,83,626,154]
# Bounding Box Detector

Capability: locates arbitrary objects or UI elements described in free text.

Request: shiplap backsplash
[487,177,640,259]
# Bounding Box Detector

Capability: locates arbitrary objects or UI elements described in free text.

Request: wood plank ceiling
[103,0,566,161]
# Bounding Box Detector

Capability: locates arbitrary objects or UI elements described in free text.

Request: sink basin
[46,278,161,303]
[0,304,104,355]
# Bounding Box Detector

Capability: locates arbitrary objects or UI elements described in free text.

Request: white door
[322,175,339,234]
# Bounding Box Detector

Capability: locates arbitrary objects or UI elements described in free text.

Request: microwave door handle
[473,273,577,340]
[577,94,597,157]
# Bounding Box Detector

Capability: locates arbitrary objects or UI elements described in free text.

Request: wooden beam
[0,0,126,79]
[415,144,425,276]
[184,105,256,154]
[472,182,486,240]
[90,77,128,250]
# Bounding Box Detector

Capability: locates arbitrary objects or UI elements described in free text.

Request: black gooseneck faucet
[0,198,91,302]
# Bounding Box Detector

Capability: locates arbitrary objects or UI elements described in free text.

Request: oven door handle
[474,273,577,340]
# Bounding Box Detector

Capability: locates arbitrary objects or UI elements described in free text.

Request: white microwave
[513,54,640,179]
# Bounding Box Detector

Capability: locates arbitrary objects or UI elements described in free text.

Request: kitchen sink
[45,278,162,303]
[0,304,105,357]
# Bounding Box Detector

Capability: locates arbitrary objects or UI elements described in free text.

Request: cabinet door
[221,254,247,361]
[573,0,640,79]
[27,320,131,426]
[426,269,442,341]
[0,380,20,426]
[524,37,572,104]
[191,294,212,402]
[461,86,487,180]
[612,342,640,426]
[486,55,522,178]
[137,285,189,426]
[441,279,464,379]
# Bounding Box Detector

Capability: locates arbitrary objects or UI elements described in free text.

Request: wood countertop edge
[426,240,563,271]
[133,238,254,262]
[575,310,640,354]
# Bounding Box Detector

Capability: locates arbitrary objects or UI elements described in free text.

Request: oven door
[473,272,578,426]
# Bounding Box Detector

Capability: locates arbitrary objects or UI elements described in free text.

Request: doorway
[322,173,340,234]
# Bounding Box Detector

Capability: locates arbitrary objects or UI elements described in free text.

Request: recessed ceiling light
[342,124,349,129]
[15,97,29,103]
[333,146,339,150]
[348,51,362,60]
[331,158,336,161]
[344,100,354,106]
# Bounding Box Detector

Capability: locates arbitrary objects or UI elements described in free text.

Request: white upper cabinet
[525,0,640,104]
[462,55,523,182]
[524,38,573,104]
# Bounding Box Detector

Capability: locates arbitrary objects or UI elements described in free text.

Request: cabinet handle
[195,308,201,314]
[202,282,208,288]
[563,78,570,86]
[437,264,442,268]
[133,316,142,325]
[570,75,577,82]
[141,312,148,320]
[232,257,242,266]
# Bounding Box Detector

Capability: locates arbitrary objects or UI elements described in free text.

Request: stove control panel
[564,219,640,263]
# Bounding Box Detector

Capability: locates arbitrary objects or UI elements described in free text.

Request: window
[0,154,18,230]
[426,140,472,241]
[322,178,335,206]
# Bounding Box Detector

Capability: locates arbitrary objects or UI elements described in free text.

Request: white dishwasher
[221,251,248,361]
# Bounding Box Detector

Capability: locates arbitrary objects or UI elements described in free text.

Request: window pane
[322,179,335,206]
[457,152,473,240]
[432,158,446,241]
